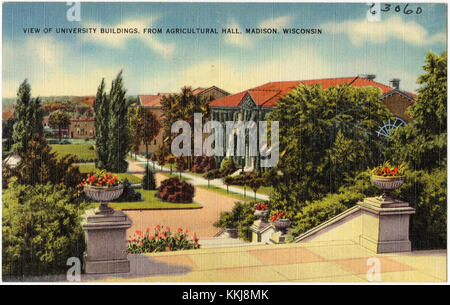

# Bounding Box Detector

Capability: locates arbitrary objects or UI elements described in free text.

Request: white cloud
[222,20,252,48]
[258,16,292,29]
[82,17,175,58]
[326,16,446,47]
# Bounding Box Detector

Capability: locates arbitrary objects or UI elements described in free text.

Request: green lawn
[162,172,192,181]
[89,189,201,210]
[51,144,96,162]
[76,163,142,184]
[197,185,254,202]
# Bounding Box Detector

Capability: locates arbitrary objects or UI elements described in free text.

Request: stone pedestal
[82,209,132,274]
[358,196,415,253]
[250,220,273,243]
[269,231,287,244]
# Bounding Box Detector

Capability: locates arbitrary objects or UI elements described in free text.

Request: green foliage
[94,71,130,172]
[107,71,130,172]
[220,157,237,175]
[12,79,44,154]
[127,227,200,253]
[288,191,361,239]
[116,178,143,202]
[2,182,86,276]
[214,201,257,241]
[6,135,82,189]
[389,51,447,170]
[94,78,109,169]
[396,167,447,249]
[48,110,71,141]
[142,165,156,190]
[267,83,391,213]
[2,118,16,152]
[128,106,161,156]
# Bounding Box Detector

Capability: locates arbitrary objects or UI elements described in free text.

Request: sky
[2,2,447,98]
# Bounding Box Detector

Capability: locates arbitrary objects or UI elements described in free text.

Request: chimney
[389,78,400,90]
[358,74,376,81]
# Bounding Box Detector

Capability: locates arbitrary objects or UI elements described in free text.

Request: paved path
[125,158,242,239]
[129,154,269,201]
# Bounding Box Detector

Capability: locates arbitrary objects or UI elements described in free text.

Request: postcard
[1,1,447,288]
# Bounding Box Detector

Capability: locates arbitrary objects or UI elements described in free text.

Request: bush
[116,178,143,202]
[288,191,360,238]
[396,168,446,250]
[2,182,86,277]
[157,178,195,203]
[192,156,216,173]
[220,157,237,176]
[127,226,200,253]
[214,201,257,241]
[142,165,156,190]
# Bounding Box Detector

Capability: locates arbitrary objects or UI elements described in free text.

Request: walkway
[129,154,269,201]
[126,158,243,239]
[83,240,447,282]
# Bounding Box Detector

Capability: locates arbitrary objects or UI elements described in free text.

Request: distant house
[135,86,230,156]
[69,118,95,139]
[210,75,417,170]
[44,116,70,139]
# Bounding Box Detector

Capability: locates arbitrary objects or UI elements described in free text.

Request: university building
[210,75,417,171]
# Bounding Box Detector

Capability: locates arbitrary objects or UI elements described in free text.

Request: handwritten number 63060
[369,3,422,16]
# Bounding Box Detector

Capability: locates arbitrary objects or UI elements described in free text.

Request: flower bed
[127,226,200,253]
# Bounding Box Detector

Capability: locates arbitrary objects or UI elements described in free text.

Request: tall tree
[12,79,44,155]
[49,110,71,142]
[160,86,211,169]
[267,84,392,218]
[107,71,130,172]
[128,106,161,164]
[389,51,447,170]
[94,78,109,169]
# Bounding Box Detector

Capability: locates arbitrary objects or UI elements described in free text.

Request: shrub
[396,168,446,250]
[214,201,257,241]
[220,157,237,176]
[6,135,82,189]
[142,165,156,190]
[127,226,200,253]
[288,191,359,238]
[116,178,143,202]
[192,156,216,173]
[2,182,86,277]
[157,177,195,203]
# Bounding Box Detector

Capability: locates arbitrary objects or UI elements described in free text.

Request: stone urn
[226,228,239,238]
[254,209,268,221]
[84,184,124,215]
[274,219,291,235]
[371,175,405,202]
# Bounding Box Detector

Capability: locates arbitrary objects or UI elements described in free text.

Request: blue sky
[2,2,447,97]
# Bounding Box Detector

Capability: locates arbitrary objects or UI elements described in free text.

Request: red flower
[146,228,150,233]
[149,235,154,240]
[138,242,143,246]
[155,225,161,230]
[165,226,170,232]
[177,228,182,233]
[136,230,142,236]
[185,229,189,234]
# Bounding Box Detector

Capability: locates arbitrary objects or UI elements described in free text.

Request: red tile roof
[2,110,14,120]
[192,87,206,95]
[210,77,411,109]
[139,93,171,107]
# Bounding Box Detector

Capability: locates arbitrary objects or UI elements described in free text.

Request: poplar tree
[107,71,129,172]
[94,78,109,169]
[12,79,44,155]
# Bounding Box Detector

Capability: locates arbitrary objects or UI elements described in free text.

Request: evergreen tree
[107,71,130,172]
[142,165,156,190]
[12,79,44,155]
[94,78,109,169]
